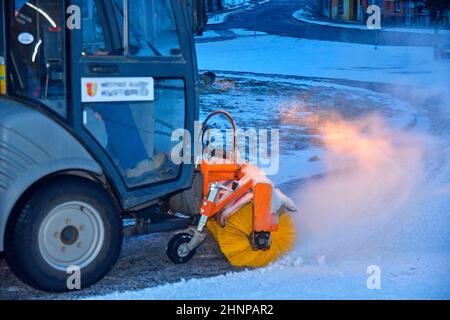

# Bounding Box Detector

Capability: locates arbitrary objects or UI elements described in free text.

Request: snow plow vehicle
[0,0,295,292]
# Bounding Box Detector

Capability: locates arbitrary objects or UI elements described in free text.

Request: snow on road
[199,72,421,185]
[93,251,450,300]
[91,35,450,300]
[196,34,450,88]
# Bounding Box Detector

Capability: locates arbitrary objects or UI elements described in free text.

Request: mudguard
[0,98,103,251]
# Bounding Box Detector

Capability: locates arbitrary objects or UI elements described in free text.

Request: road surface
[209,0,448,46]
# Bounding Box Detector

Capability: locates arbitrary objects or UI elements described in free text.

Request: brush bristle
[207,204,296,267]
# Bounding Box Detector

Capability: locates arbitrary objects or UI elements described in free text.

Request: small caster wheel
[167,233,196,264]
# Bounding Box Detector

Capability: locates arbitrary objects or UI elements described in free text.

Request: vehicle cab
[4,0,199,206]
[0,0,202,291]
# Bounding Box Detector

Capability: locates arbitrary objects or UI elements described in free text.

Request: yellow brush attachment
[207,204,296,267]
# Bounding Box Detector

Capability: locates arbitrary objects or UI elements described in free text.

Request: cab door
[70,0,197,209]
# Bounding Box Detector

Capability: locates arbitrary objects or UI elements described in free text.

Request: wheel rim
[177,243,191,258]
[38,201,105,271]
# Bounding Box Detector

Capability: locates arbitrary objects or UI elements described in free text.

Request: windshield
[127,0,181,57]
[82,0,181,57]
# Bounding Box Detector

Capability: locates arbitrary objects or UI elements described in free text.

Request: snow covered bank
[292,9,450,35]
[196,36,450,87]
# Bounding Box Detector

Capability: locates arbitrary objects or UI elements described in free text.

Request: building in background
[317,0,449,27]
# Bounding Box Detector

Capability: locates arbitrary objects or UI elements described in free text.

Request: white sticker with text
[81,77,155,103]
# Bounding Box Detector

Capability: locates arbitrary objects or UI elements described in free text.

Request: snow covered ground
[90,34,450,300]
[196,33,450,87]
[94,251,450,299]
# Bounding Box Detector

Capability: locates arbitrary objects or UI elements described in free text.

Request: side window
[83,80,186,187]
[7,0,66,117]
[128,0,181,57]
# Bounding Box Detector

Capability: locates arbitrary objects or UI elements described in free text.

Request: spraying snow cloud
[282,109,433,258]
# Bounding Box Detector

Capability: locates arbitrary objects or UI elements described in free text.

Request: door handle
[88,65,119,74]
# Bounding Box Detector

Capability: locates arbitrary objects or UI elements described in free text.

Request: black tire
[5,177,122,292]
[167,233,196,264]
